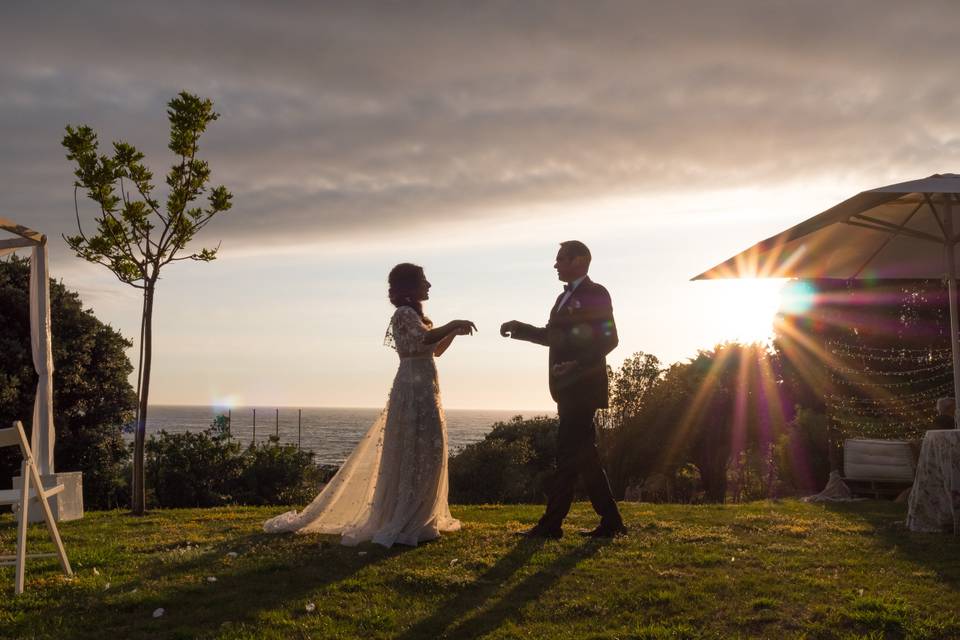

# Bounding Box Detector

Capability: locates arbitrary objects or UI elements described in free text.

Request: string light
[823,338,952,439]
[827,341,951,355]
[830,362,951,376]
[827,382,954,406]
[827,342,950,362]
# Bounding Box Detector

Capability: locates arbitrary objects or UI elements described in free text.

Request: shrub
[449,415,558,504]
[235,437,322,506]
[727,447,775,502]
[145,416,322,508]
[673,463,703,503]
[145,416,242,508]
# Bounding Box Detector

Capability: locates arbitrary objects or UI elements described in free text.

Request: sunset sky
[3,1,960,410]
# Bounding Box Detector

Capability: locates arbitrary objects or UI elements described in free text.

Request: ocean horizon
[142,404,556,465]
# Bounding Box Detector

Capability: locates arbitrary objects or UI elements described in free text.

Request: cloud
[4,0,960,261]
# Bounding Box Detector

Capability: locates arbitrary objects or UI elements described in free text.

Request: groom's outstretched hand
[500,320,520,337]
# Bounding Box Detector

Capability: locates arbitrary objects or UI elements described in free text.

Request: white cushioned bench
[843,438,916,498]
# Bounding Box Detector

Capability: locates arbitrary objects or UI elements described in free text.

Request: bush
[673,463,703,503]
[235,437,322,506]
[727,447,775,502]
[145,416,323,508]
[146,416,242,508]
[449,415,558,504]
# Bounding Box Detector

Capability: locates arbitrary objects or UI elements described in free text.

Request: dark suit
[511,276,623,531]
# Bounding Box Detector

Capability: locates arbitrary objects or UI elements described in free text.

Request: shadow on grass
[820,500,960,590]
[8,530,403,640]
[396,537,607,640]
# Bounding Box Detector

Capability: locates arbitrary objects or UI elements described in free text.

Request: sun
[699,279,789,345]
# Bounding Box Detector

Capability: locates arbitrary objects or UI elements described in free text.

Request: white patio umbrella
[693,174,960,408]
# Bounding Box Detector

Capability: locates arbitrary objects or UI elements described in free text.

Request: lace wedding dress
[263,306,461,547]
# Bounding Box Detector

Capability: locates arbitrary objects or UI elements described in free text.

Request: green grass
[1,500,959,639]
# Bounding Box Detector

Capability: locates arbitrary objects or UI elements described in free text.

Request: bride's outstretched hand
[450,320,477,336]
[454,320,477,336]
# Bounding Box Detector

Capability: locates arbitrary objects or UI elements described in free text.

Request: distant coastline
[148,403,555,413]
[141,405,556,465]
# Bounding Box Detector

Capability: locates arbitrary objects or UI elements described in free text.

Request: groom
[500,240,626,538]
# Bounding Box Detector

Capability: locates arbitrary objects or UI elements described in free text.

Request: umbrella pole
[945,200,960,423]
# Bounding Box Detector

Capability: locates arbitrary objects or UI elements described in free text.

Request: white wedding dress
[263,306,461,547]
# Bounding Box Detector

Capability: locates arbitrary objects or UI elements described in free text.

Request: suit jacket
[511,276,618,409]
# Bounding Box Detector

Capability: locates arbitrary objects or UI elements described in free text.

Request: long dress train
[263,306,461,547]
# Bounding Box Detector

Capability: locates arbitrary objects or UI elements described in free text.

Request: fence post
[298,409,302,450]
[275,408,279,439]
[253,408,256,445]
[227,408,231,437]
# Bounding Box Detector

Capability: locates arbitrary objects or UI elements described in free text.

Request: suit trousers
[537,401,622,531]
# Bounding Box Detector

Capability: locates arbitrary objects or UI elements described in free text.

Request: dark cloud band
[3,0,960,258]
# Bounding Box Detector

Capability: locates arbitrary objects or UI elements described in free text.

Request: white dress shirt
[555,275,587,312]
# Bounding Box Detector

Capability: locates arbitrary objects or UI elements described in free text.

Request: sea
[143,405,554,466]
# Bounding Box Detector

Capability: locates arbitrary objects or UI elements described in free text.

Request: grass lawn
[1,500,959,639]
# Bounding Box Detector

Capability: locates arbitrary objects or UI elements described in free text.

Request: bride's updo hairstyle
[388,262,426,319]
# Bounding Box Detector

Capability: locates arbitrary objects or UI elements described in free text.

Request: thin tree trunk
[134,294,147,431]
[131,289,147,512]
[132,285,155,515]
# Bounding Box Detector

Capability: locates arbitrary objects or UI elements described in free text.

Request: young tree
[62,92,233,514]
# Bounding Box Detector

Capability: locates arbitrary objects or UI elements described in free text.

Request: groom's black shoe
[578,523,627,539]
[515,525,563,539]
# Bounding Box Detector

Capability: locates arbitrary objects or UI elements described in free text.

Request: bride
[263,263,476,547]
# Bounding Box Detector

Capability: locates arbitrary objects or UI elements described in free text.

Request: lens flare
[211,395,241,410]
[779,281,816,315]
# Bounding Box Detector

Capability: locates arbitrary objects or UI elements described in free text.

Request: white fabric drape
[907,430,960,533]
[29,245,55,474]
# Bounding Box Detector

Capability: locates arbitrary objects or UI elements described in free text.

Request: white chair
[0,421,72,594]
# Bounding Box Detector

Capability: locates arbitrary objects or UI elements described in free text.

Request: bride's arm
[424,319,476,344]
[433,333,455,357]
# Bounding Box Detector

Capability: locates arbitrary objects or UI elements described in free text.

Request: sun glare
[211,395,242,409]
[699,279,789,346]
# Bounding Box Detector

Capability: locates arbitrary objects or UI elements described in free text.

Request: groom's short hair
[560,240,591,264]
